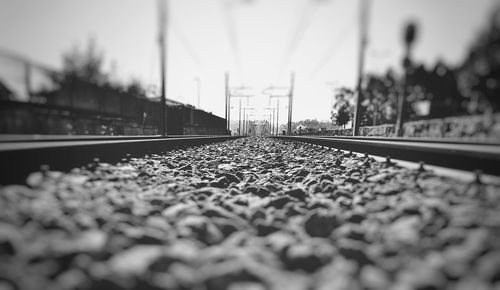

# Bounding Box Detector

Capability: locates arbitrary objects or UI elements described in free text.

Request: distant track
[272,135,500,176]
[0,135,239,185]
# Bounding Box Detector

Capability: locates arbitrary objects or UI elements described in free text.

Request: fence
[0,49,227,136]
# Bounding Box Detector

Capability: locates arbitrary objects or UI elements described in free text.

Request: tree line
[329,5,500,128]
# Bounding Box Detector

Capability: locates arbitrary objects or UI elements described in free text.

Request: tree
[457,4,500,113]
[60,37,108,85]
[362,71,400,125]
[125,78,146,96]
[335,104,350,128]
[330,87,353,128]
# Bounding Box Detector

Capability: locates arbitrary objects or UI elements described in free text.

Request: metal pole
[247,115,250,135]
[269,114,272,134]
[242,112,246,135]
[271,108,275,135]
[225,72,230,134]
[352,0,369,136]
[158,0,168,136]
[246,113,249,135]
[396,63,408,137]
[243,113,246,135]
[287,72,295,135]
[276,99,280,135]
[396,22,417,137]
[238,99,242,136]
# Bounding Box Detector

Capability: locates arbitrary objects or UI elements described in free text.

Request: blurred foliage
[52,38,148,96]
[60,38,109,85]
[457,5,500,114]
[330,87,354,128]
[340,4,500,128]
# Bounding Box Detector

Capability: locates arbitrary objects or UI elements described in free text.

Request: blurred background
[0,0,499,139]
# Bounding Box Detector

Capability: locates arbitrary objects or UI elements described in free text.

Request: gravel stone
[0,137,499,289]
[303,209,340,238]
[284,187,308,202]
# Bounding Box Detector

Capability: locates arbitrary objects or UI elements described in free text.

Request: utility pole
[241,107,254,135]
[228,87,252,135]
[238,98,242,135]
[263,88,290,135]
[276,99,280,135]
[264,107,276,135]
[225,72,230,133]
[288,72,295,135]
[243,113,246,135]
[246,114,249,135]
[271,108,275,135]
[269,114,272,134]
[352,0,369,136]
[241,110,247,135]
[246,114,250,135]
[158,0,168,136]
[396,22,418,137]
[247,114,255,135]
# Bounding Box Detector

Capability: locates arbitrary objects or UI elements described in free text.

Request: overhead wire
[308,10,357,79]
[221,0,243,78]
[274,0,319,82]
[171,23,206,73]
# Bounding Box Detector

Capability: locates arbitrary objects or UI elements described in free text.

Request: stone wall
[183,126,227,136]
[359,124,395,137]
[301,113,500,141]
[402,113,500,140]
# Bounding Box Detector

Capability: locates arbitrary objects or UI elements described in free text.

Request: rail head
[0,135,242,185]
[272,135,500,176]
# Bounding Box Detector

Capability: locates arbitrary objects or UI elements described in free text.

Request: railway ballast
[0,137,499,290]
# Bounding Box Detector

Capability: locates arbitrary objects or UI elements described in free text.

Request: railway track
[0,135,241,185]
[0,136,499,289]
[273,135,500,177]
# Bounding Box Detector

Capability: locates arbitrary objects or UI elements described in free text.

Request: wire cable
[274,0,318,81]
[221,0,243,77]
[308,8,357,79]
[171,24,206,72]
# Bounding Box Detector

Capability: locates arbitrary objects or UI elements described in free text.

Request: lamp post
[395,22,418,137]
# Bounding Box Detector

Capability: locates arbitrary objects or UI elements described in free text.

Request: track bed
[1,137,499,290]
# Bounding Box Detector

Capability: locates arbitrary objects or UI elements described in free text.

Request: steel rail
[0,135,240,185]
[272,136,500,176]
[0,134,208,142]
[295,135,500,146]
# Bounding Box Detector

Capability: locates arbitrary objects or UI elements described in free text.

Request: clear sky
[0,0,497,123]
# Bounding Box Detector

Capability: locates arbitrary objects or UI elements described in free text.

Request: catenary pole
[352,0,369,136]
[287,72,295,135]
[238,98,242,135]
[225,72,230,134]
[158,0,168,136]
